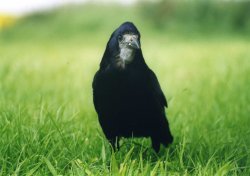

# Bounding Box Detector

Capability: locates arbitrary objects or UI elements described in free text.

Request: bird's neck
[120,48,135,62]
[112,48,134,70]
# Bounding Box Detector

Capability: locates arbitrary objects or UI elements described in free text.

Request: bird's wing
[147,69,168,108]
[92,70,101,114]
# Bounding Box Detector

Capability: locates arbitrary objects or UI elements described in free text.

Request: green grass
[0,4,250,175]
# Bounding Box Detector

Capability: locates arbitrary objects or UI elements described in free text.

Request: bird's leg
[116,137,120,150]
[151,137,160,153]
[109,137,120,151]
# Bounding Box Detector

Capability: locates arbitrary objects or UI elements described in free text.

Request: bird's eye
[118,35,122,41]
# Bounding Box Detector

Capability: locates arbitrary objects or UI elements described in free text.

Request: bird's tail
[159,117,173,147]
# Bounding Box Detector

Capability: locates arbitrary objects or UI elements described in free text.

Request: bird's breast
[99,72,149,111]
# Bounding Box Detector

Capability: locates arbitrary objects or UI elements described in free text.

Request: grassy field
[0,4,250,175]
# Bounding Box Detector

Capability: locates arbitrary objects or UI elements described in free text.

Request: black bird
[92,22,173,152]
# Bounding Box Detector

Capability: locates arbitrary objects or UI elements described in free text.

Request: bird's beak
[129,38,140,49]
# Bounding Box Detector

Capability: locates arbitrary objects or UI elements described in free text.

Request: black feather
[92,22,173,152]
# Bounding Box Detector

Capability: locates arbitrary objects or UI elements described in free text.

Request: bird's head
[117,22,140,51]
[101,22,143,70]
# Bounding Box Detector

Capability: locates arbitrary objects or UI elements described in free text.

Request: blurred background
[1,0,250,41]
[0,0,250,174]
